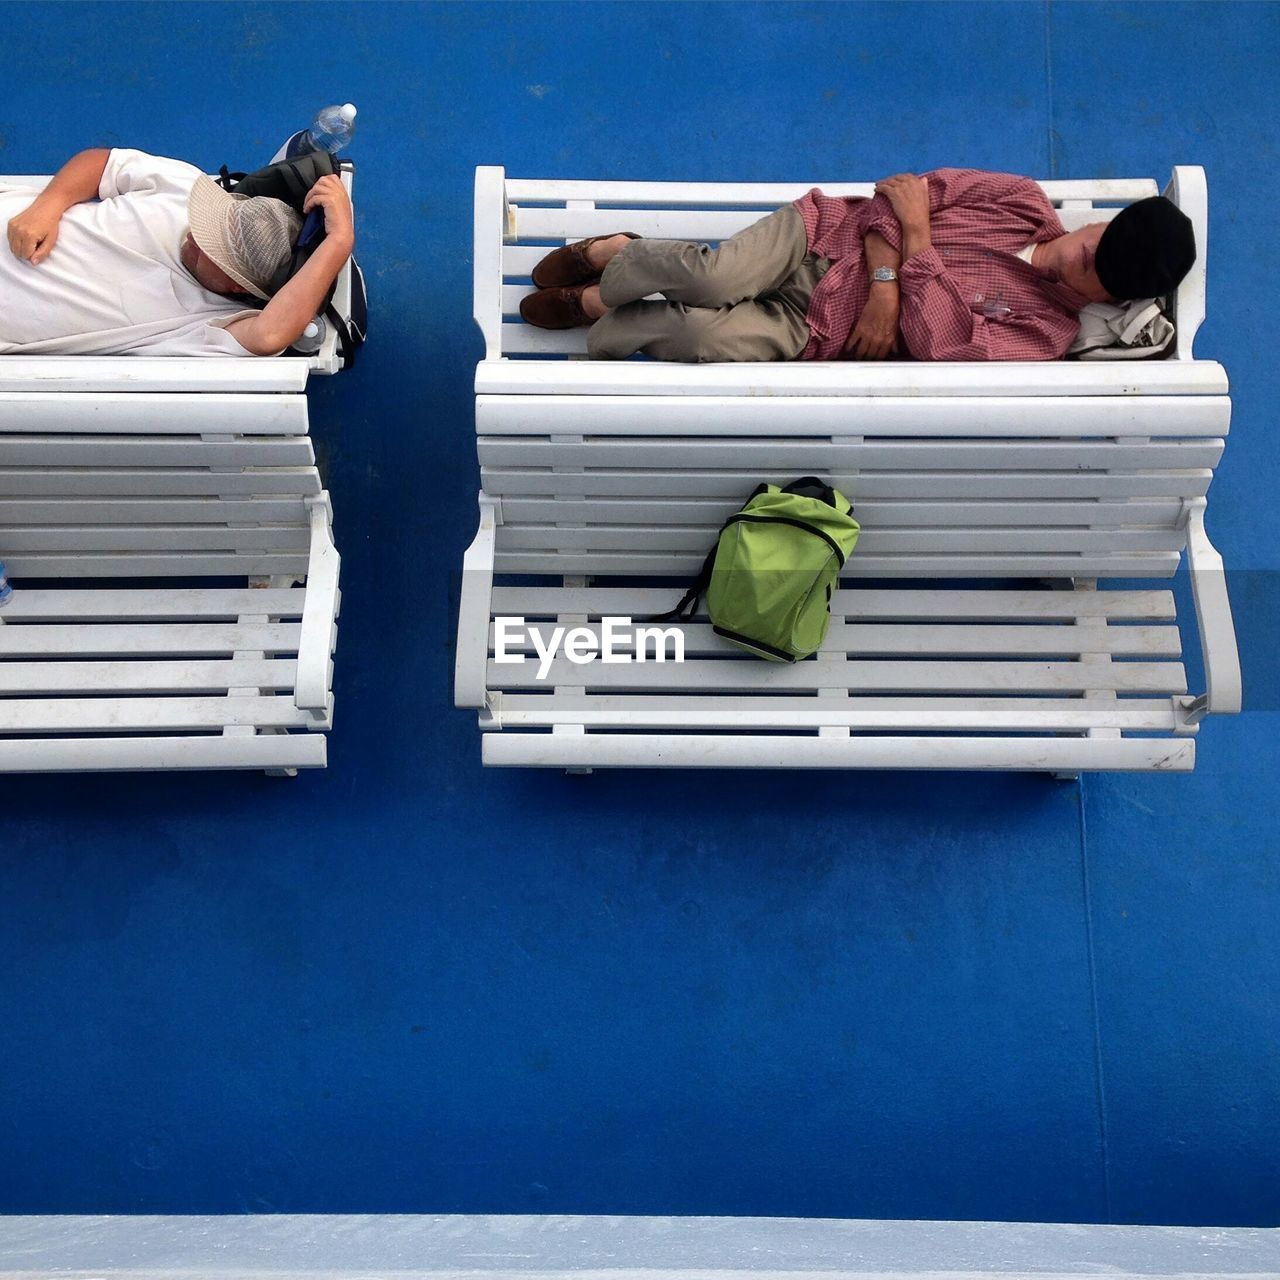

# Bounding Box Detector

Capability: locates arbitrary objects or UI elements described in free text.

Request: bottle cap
[341,103,357,123]
[303,321,321,339]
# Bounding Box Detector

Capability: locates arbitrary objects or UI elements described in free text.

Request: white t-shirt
[0,148,261,356]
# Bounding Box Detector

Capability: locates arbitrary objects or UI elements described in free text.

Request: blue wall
[1,1,1278,1225]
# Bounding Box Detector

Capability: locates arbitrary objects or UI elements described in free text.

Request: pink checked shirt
[794,169,1091,361]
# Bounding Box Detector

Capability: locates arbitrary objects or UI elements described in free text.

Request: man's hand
[302,175,354,249]
[843,287,900,360]
[876,173,932,261]
[7,201,63,265]
[6,149,110,264]
[874,173,930,230]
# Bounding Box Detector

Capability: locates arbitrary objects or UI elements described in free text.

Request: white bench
[0,165,355,774]
[456,167,1241,773]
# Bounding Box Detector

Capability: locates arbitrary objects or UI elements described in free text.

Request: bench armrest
[456,493,499,710]
[296,493,341,716]
[308,161,357,376]
[1164,166,1208,361]
[1180,497,1242,725]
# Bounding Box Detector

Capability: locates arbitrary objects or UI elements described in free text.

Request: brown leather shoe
[531,232,640,288]
[519,282,596,329]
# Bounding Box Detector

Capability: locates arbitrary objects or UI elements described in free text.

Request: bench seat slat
[490,585,1178,621]
[482,468,1214,501]
[0,695,316,733]
[492,694,1183,733]
[0,623,305,657]
[478,394,1230,438]
[0,658,302,695]
[491,621,1181,658]
[483,732,1193,772]
[0,733,326,773]
[0,357,309,394]
[503,178,1161,204]
[0,498,310,524]
[489,657,1186,695]
[4,553,309,578]
[0,436,315,467]
[510,205,1126,245]
[0,393,308,435]
[0,468,323,497]
[478,438,1225,471]
[0,588,306,620]
[0,526,309,553]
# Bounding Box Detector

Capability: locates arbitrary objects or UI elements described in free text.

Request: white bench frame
[0,165,355,773]
[458,166,1241,773]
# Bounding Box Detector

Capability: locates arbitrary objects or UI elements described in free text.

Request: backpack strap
[645,542,718,624]
[324,302,357,369]
[783,476,838,507]
[646,480,775,623]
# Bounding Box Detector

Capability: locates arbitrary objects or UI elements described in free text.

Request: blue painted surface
[1,0,1277,1225]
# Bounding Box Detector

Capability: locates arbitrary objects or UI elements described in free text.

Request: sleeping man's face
[179,231,250,298]
[1040,222,1115,304]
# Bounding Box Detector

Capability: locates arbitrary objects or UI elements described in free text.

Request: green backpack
[657,477,861,662]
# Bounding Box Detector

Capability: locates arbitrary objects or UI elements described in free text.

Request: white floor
[1,1214,1278,1279]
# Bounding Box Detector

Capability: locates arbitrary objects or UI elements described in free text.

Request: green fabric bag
[657,477,860,663]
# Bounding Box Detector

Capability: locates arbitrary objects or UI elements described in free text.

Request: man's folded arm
[223,233,354,356]
[35,149,111,213]
[6,148,111,264]
[897,246,1073,360]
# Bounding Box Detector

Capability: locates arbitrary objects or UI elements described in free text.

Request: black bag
[216,152,367,368]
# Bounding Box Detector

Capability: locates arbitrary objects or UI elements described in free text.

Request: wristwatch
[872,266,899,284]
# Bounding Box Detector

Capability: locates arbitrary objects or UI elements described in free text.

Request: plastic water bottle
[272,103,357,163]
[0,561,11,607]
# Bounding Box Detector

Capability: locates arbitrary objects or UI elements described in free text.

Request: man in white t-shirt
[1,147,353,357]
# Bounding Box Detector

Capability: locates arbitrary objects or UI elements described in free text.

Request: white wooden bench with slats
[0,165,355,774]
[457,166,1241,773]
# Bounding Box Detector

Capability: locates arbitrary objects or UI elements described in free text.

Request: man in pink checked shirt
[519,169,1196,364]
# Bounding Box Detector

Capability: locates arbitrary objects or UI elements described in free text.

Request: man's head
[179,231,252,298]
[182,175,302,300]
[1093,195,1196,303]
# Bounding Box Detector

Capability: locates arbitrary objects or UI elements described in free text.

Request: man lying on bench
[519,168,1195,363]
[2,147,353,357]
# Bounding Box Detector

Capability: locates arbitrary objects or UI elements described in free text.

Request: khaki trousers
[586,204,827,362]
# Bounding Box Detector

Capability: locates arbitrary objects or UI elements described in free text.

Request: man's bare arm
[6,148,109,263]
[865,230,902,279]
[842,231,904,360]
[224,175,354,356]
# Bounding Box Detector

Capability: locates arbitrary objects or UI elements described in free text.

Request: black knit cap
[1094,195,1196,301]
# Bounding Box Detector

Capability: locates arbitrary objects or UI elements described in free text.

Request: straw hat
[187,175,302,301]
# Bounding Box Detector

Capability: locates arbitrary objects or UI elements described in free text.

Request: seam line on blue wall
[1077,776,1112,1219]
[1045,0,1058,178]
